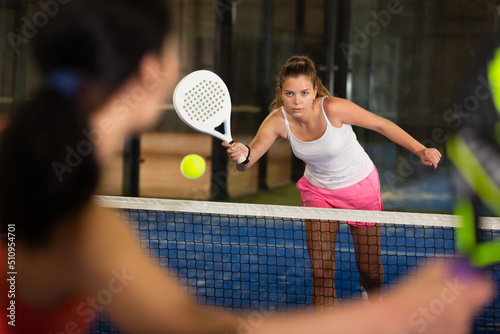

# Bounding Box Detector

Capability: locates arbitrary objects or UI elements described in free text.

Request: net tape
[97,196,500,230]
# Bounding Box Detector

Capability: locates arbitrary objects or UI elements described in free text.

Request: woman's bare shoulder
[267,108,285,122]
[323,96,349,111]
[262,108,287,137]
[322,96,359,120]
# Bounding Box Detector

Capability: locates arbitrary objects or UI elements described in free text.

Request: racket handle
[228,141,248,165]
[236,154,246,164]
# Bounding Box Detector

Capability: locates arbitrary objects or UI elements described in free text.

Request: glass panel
[349,0,497,212]
[1,0,497,212]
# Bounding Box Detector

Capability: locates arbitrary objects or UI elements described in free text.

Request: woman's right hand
[222,142,249,163]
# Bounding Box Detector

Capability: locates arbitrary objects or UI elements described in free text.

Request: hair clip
[47,70,81,98]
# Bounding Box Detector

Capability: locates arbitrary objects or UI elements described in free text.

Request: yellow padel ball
[180,154,206,179]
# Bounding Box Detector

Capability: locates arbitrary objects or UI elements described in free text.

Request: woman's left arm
[327,98,442,168]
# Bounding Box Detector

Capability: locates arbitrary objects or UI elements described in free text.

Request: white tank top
[282,97,374,189]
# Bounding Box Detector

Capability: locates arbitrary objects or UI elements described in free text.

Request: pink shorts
[296,166,383,228]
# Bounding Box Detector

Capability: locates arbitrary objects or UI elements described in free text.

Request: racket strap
[240,145,250,165]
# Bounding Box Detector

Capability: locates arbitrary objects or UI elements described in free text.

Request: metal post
[291,0,307,182]
[294,0,305,54]
[324,0,336,94]
[257,0,274,191]
[334,0,351,99]
[122,136,141,197]
[495,1,500,33]
[12,0,28,103]
[211,0,233,200]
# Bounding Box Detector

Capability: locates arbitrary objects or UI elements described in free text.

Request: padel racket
[173,70,246,164]
[448,135,500,268]
[448,45,500,268]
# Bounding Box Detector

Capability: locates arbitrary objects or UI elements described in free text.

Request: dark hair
[270,56,331,111]
[0,0,173,247]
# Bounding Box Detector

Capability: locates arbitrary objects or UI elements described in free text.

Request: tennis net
[91,196,500,334]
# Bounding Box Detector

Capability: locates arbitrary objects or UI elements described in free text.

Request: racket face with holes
[173,70,233,143]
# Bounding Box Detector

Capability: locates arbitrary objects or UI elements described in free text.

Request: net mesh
[90,196,500,334]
